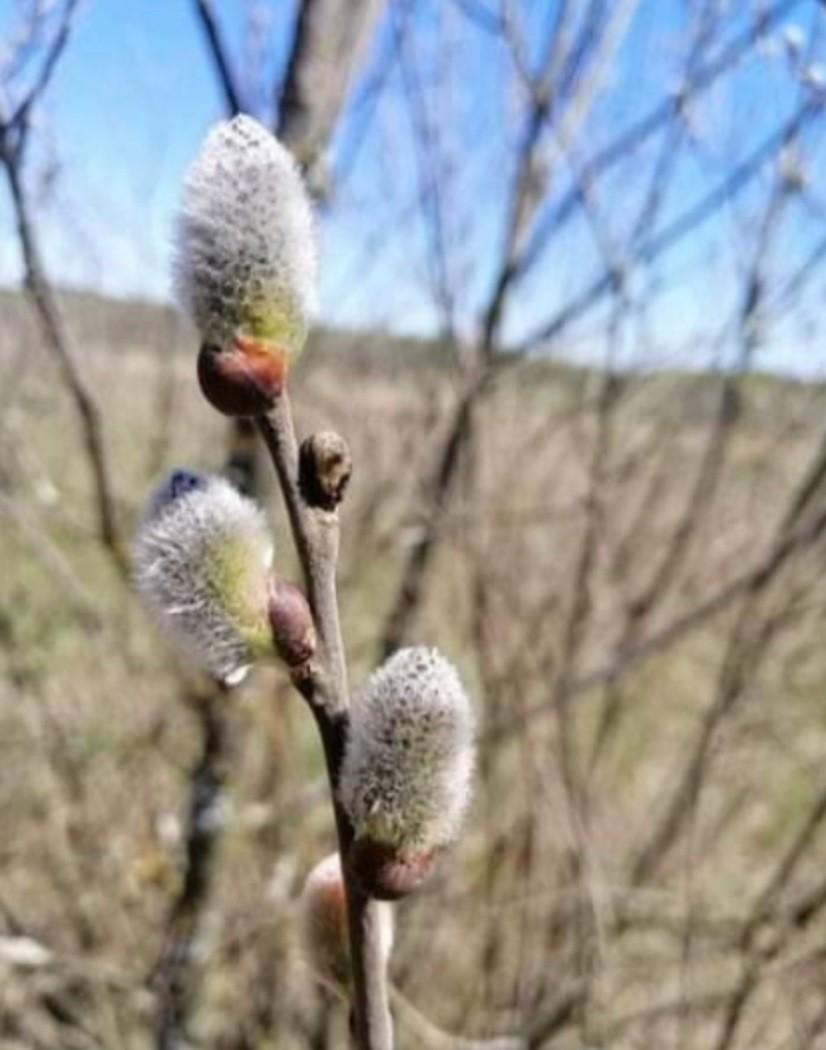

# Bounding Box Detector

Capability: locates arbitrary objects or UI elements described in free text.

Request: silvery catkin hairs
[174,114,316,354]
[340,647,476,859]
[132,470,273,685]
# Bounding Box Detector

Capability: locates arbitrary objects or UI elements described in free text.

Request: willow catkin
[132,470,273,685]
[174,114,316,355]
[340,647,476,856]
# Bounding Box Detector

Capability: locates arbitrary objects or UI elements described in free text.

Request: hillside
[2,287,826,1048]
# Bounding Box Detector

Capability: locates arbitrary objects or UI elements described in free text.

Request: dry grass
[3,294,826,1048]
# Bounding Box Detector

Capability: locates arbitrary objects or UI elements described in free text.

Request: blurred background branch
[4,1,826,1047]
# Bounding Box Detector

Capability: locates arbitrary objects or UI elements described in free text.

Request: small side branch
[379,366,490,659]
[2,0,81,155]
[192,0,244,115]
[0,0,122,569]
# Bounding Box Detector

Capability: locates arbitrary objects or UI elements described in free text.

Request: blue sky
[2,0,826,376]
[0,1,231,294]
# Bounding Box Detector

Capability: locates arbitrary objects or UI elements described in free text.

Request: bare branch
[0,1,123,567]
[257,396,394,1050]
[191,0,245,116]
[150,689,231,1050]
[379,366,490,658]
[0,159,123,566]
[514,0,809,289]
[712,779,826,1050]
[6,0,81,149]
[491,494,826,740]
[277,0,387,166]
[520,98,820,353]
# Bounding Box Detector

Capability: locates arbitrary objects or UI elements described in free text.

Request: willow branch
[191,0,244,115]
[256,396,393,1050]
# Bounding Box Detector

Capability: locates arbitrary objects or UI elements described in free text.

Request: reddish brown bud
[268,578,316,668]
[348,838,436,901]
[197,336,287,417]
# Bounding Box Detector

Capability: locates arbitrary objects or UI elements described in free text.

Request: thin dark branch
[513,0,807,287]
[0,2,122,568]
[629,600,789,888]
[520,99,819,353]
[712,780,826,1050]
[150,689,231,1050]
[375,0,726,657]
[379,366,490,658]
[589,165,791,771]
[491,496,826,740]
[395,9,458,342]
[276,0,386,162]
[0,160,122,566]
[11,0,77,126]
[192,0,244,115]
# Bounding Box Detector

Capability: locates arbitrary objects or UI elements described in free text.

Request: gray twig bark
[258,395,394,1050]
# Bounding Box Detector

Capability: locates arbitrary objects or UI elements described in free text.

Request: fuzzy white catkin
[132,472,273,685]
[174,114,316,349]
[340,648,476,853]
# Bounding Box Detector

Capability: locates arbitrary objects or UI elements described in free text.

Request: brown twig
[589,162,792,772]
[492,496,826,739]
[6,0,79,147]
[192,0,244,115]
[3,159,122,565]
[377,0,796,662]
[150,687,231,1050]
[0,0,123,570]
[519,98,819,353]
[513,0,807,286]
[379,365,490,658]
[711,779,826,1050]
[276,0,386,168]
[257,393,393,1050]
